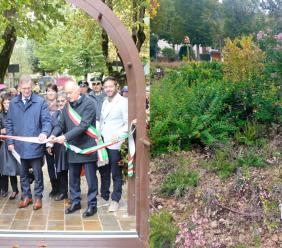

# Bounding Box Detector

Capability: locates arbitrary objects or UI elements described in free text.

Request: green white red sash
[66,103,108,164]
[1,118,137,177]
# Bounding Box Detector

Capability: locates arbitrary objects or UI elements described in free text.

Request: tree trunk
[132,0,146,52]
[0,25,17,83]
[101,0,113,74]
[196,44,200,60]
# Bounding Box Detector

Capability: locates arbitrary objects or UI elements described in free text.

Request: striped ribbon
[66,103,108,164]
[63,122,136,177]
[0,121,137,177]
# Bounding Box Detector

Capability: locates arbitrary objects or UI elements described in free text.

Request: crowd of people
[0,74,130,217]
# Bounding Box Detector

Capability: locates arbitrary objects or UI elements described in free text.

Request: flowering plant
[175,210,207,247]
[256,29,282,78]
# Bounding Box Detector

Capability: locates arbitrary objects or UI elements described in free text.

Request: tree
[221,0,262,39]
[151,0,219,54]
[35,10,106,77]
[151,0,182,45]
[0,0,66,83]
[260,0,282,32]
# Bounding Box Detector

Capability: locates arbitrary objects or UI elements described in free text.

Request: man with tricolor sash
[49,79,100,218]
[99,76,128,212]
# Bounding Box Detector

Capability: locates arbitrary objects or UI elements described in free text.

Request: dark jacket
[88,91,106,121]
[179,44,195,61]
[5,93,52,159]
[51,94,98,164]
[0,112,5,130]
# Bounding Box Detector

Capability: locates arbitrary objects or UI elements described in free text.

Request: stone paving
[0,166,136,232]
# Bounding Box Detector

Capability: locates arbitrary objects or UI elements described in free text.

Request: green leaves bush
[150,211,178,248]
[161,170,199,197]
[150,55,281,155]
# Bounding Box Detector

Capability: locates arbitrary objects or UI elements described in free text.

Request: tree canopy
[0,0,67,82]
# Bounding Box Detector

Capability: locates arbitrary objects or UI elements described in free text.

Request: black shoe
[49,190,59,198]
[83,206,97,218]
[55,193,68,201]
[1,191,8,197]
[65,203,81,214]
[9,191,19,200]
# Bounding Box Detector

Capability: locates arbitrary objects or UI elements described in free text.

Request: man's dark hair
[103,76,117,85]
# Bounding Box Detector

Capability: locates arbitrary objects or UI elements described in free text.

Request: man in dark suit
[50,79,98,218]
[6,75,52,210]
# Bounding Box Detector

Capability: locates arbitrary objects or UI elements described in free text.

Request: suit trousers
[45,151,57,181]
[20,158,44,199]
[0,175,18,193]
[57,170,68,195]
[69,162,98,207]
[98,149,122,202]
[0,174,8,193]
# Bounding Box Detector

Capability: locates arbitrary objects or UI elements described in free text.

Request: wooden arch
[0,0,149,247]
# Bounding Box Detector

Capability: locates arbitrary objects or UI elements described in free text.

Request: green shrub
[150,211,178,248]
[162,47,177,61]
[203,148,237,180]
[237,149,266,168]
[150,61,237,154]
[161,170,199,197]
[235,121,264,146]
[150,55,281,155]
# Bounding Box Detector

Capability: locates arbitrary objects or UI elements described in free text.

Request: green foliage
[0,0,66,43]
[35,10,106,76]
[202,143,271,179]
[203,147,237,180]
[161,170,199,197]
[161,47,177,61]
[222,0,262,39]
[150,61,235,154]
[235,121,264,146]
[237,149,266,168]
[151,0,217,45]
[150,211,178,248]
[234,244,247,248]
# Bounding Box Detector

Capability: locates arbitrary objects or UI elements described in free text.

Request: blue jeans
[20,158,44,199]
[98,149,123,202]
[69,162,98,207]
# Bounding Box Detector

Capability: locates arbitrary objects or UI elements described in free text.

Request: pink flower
[275,33,282,42]
[257,31,265,40]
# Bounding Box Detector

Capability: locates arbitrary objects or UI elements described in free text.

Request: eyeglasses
[57,100,66,103]
[92,82,101,86]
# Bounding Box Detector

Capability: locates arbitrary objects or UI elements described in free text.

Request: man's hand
[8,144,14,151]
[54,135,65,144]
[38,133,47,142]
[111,134,119,143]
[48,135,56,143]
[0,128,6,134]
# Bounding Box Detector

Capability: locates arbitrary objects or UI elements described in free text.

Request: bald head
[64,79,80,102]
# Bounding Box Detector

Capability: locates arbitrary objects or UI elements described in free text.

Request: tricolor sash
[66,103,108,165]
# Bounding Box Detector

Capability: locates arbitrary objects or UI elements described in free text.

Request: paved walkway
[0,166,136,232]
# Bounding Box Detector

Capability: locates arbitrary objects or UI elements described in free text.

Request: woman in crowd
[0,94,19,199]
[47,92,69,201]
[45,83,59,197]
